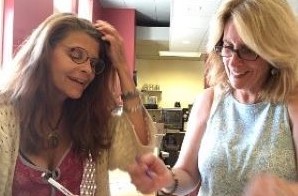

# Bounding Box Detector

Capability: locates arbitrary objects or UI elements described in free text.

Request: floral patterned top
[198,92,297,196]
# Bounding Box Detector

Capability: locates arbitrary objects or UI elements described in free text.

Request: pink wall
[101,8,136,75]
[85,1,137,74]
[14,0,52,50]
[2,0,136,74]
[2,0,52,65]
[92,0,102,22]
[2,0,14,65]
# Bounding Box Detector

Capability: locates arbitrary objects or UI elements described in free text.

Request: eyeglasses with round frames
[214,45,259,61]
[65,46,105,75]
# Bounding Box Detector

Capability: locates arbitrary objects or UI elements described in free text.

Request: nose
[228,51,243,66]
[80,59,94,74]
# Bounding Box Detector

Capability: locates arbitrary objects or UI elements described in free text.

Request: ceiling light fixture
[182,40,190,44]
[159,51,201,58]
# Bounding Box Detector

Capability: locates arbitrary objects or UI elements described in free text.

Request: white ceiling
[100,0,298,58]
[169,0,223,52]
[100,0,171,26]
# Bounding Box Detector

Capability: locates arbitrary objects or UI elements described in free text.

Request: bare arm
[94,20,150,145]
[170,87,214,195]
[128,88,215,195]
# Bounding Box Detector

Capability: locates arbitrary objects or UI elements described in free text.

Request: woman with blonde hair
[128,0,298,195]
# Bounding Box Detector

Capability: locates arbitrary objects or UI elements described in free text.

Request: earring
[271,68,278,76]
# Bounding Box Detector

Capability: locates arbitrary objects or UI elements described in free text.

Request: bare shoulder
[287,92,298,117]
[184,87,214,141]
[190,87,214,123]
[174,88,214,171]
[287,89,298,162]
[196,87,214,103]
[287,93,298,128]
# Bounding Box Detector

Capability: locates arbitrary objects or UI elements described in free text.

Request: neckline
[228,92,266,107]
[18,143,73,172]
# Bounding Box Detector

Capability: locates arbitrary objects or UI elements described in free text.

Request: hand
[93,20,126,70]
[128,153,174,194]
[243,173,296,196]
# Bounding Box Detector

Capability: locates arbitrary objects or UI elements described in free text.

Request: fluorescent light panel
[159,51,201,58]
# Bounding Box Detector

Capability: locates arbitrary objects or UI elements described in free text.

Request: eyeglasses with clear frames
[214,45,259,61]
[65,46,105,75]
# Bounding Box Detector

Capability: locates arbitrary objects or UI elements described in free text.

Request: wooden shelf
[141,90,162,93]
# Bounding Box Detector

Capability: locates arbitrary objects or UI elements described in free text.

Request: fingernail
[145,169,153,179]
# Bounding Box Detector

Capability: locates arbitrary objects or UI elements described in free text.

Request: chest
[198,97,298,194]
[12,148,84,195]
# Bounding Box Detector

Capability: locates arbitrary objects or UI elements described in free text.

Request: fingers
[128,156,156,193]
[128,153,172,194]
[93,20,121,42]
[93,20,126,68]
[94,20,115,32]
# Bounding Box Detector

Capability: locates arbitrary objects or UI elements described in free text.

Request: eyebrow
[222,41,248,49]
[64,44,99,59]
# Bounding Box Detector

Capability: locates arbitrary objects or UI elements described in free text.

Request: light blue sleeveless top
[198,92,297,196]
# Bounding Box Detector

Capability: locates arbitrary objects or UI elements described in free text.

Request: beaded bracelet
[121,89,140,101]
[160,168,179,195]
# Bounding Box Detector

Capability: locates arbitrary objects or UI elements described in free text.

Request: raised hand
[93,20,126,70]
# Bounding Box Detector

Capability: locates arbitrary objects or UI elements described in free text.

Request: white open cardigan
[0,103,155,196]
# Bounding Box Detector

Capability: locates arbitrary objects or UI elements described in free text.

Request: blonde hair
[206,0,298,102]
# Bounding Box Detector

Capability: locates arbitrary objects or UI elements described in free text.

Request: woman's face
[222,20,271,92]
[50,31,99,101]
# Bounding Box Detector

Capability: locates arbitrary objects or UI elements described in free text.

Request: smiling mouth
[69,77,87,87]
[231,71,248,78]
